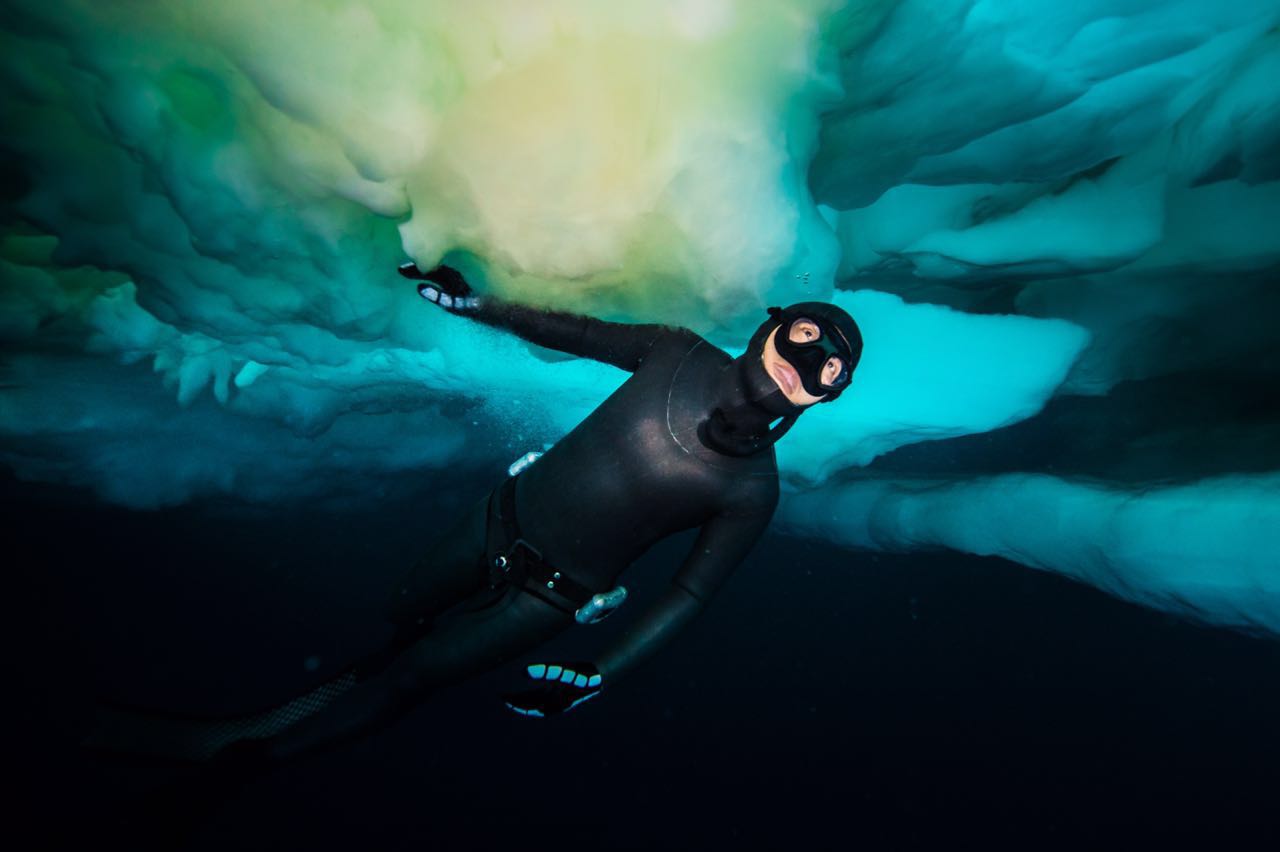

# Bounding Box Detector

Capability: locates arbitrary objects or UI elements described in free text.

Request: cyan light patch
[772,290,1090,484]
[778,474,1280,636]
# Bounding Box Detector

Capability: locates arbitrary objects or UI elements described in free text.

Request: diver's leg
[260,589,572,763]
[86,490,496,763]
[386,489,493,631]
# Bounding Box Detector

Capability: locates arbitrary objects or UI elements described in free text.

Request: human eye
[790,318,819,343]
[823,357,845,385]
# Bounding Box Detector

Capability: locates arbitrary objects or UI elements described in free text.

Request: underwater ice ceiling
[1,1,1278,634]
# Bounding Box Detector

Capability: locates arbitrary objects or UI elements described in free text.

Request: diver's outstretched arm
[402,261,670,372]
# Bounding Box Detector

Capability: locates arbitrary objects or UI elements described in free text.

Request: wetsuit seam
[666,339,776,478]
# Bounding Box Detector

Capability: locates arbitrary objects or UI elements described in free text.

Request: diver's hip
[484,475,629,625]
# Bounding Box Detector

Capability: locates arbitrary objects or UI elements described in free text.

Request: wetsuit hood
[699,301,862,457]
[764,301,863,402]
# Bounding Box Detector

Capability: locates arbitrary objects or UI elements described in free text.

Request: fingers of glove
[417,284,479,311]
[503,688,558,718]
[504,701,546,718]
[568,690,601,712]
[526,663,601,690]
[504,682,600,717]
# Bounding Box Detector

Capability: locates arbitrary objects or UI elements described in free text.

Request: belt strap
[491,476,594,614]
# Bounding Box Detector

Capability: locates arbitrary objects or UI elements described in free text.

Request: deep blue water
[8,467,1279,849]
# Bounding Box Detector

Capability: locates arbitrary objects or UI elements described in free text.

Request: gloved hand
[503,662,603,718]
[398,261,480,312]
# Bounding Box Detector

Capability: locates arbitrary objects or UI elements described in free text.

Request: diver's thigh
[390,591,572,694]
[387,490,491,624]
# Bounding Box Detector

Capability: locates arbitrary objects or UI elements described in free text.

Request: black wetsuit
[261,297,785,760]
[90,298,786,764]
[394,301,781,652]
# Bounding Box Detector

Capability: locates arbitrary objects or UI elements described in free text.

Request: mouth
[769,360,800,396]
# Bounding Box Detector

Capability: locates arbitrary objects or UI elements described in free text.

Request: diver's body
[390,310,780,672]
[88,263,862,767]
[255,290,785,761]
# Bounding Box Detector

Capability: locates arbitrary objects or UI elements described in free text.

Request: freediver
[91,262,863,768]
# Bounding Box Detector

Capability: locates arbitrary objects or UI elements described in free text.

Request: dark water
[8,468,1279,849]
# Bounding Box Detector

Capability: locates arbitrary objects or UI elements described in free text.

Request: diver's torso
[514,330,777,586]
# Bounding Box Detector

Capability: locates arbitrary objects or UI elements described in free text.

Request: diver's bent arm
[595,584,705,683]
[595,510,773,683]
[473,298,671,372]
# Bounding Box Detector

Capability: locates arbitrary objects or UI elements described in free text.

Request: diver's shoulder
[659,325,703,347]
[655,326,730,362]
[723,460,781,514]
[642,325,701,359]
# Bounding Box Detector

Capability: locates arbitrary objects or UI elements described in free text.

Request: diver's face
[762,321,842,406]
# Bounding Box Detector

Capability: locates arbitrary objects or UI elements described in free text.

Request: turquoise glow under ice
[1,0,1278,632]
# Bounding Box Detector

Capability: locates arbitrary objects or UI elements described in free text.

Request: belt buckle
[509,538,543,563]
[491,538,542,571]
[490,538,543,589]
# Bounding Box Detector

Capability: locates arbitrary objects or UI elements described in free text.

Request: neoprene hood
[702,301,863,457]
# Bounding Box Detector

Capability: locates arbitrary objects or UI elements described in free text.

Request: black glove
[503,662,603,718]
[398,261,480,312]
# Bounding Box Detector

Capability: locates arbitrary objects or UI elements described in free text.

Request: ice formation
[779,473,1280,635]
[1,1,1277,632]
